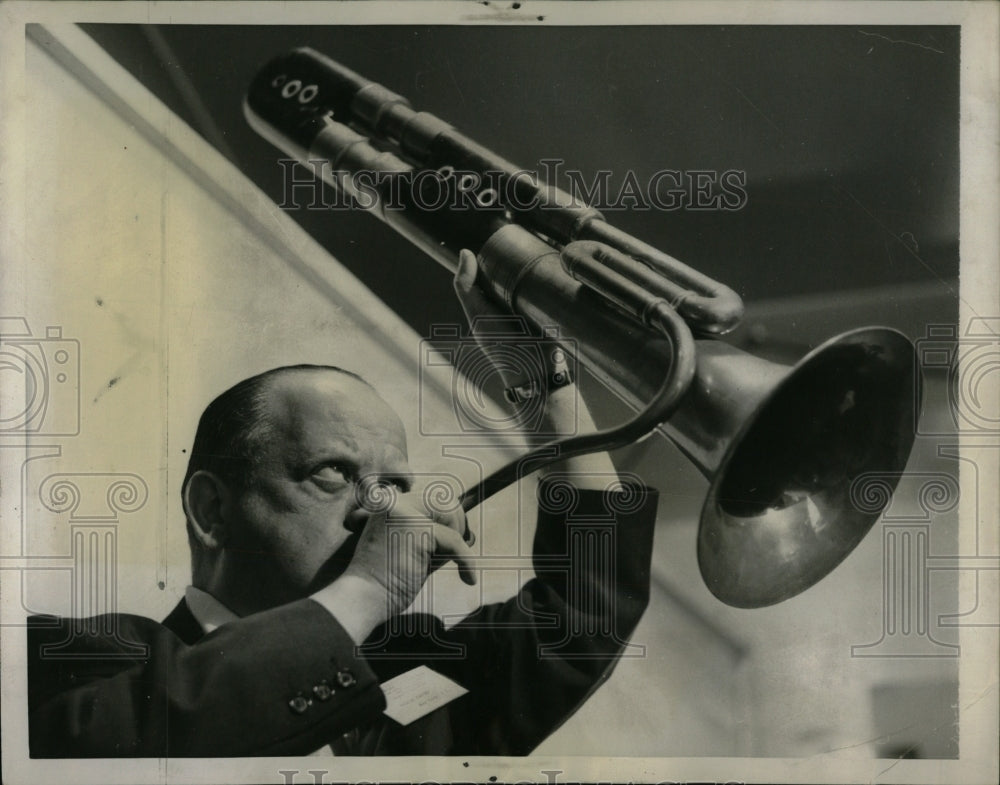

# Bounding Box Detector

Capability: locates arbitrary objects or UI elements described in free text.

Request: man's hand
[453,249,619,482]
[314,485,477,644]
[346,485,477,614]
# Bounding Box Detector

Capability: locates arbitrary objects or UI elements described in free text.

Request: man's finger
[388,496,476,551]
[453,250,500,324]
[425,503,472,542]
[454,249,478,295]
[442,507,475,547]
[431,523,478,586]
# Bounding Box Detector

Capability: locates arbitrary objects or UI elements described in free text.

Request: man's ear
[183,470,234,551]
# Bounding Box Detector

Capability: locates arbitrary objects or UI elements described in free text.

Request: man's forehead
[264,370,406,449]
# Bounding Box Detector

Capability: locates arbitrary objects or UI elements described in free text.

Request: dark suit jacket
[27,480,657,757]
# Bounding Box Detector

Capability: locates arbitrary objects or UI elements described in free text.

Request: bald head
[182,365,395,495]
[262,369,409,476]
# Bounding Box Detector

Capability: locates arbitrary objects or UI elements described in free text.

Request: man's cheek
[293,521,353,569]
[301,528,359,594]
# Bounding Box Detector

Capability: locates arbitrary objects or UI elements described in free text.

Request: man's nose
[343,506,369,534]
[353,475,399,517]
[345,477,401,533]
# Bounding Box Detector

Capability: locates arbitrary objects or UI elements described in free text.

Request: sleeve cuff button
[288,695,311,714]
[313,682,333,700]
[336,670,356,688]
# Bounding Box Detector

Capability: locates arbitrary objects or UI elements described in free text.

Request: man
[27,252,659,757]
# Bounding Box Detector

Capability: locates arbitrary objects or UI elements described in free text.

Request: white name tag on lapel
[380,665,468,726]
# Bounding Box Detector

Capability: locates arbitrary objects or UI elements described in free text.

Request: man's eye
[311,465,353,489]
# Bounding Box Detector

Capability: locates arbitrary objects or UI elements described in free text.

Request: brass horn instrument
[245,48,920,608]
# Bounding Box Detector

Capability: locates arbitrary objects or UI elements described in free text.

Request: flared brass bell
[664,328,920,608]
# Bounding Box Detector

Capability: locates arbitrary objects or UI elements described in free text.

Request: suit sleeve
[438,477,659,754]
[27,598,386,757]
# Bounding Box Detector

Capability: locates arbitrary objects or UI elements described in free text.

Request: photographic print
[1,2,996,784]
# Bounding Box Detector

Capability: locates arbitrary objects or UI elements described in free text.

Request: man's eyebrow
[290,438,361,470]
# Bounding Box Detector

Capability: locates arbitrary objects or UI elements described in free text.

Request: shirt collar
[185,586,239,634]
